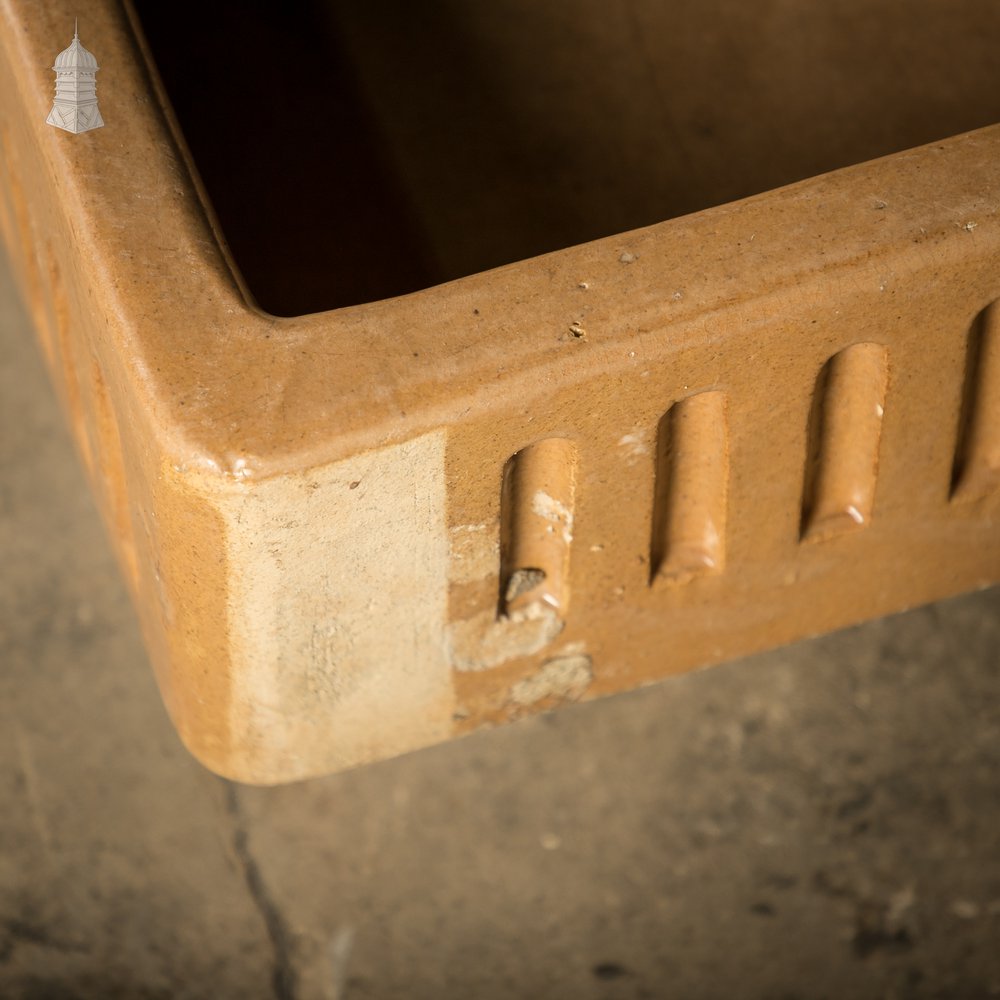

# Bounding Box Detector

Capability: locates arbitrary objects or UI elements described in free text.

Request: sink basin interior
[130,0,1000,316]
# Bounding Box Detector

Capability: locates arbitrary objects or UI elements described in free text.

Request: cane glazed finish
[2,0,999,782]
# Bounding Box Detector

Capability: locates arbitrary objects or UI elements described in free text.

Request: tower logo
[46,20,104,135]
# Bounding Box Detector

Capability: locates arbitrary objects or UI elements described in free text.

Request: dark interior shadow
[129,0,1000,316]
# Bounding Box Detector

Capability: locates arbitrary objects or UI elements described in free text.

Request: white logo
[46,20,104,135]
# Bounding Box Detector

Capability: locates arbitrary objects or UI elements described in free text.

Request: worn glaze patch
[448,523,498,585]
[509,653,593,706]
[447,604,564,672]
[218,432,451,782]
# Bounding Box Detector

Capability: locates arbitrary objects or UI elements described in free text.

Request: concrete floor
[1,242,999,1000]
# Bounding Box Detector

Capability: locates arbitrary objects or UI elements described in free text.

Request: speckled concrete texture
[2,245,999,998]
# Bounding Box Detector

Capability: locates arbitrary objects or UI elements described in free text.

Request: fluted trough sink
[1,0,998,781]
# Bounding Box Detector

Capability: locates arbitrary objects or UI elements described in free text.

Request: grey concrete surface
[1,242,999,1000]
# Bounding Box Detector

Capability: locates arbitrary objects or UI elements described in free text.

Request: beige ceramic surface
[2,0,999,782]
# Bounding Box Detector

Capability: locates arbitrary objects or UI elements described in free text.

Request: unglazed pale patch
[447,605,564,672]
[217,432,451,782]
[448,523,498,584]
[509,653,593,706]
